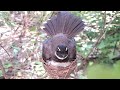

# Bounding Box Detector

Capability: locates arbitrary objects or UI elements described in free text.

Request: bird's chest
[47,60,71,67]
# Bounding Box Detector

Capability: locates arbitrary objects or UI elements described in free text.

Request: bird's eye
[57,47,61,51]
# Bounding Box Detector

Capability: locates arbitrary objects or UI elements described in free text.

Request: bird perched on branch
[41,11,85,78]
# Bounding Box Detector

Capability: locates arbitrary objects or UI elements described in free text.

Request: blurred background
[0,11,120,79]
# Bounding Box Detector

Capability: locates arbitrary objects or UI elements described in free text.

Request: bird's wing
[42,39,52,62]
[68,38,76,61]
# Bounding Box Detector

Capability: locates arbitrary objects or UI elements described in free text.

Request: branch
[77,11,119,73]
[0,44,11,58]
[77,11,108,72]
[14,25,21,34]
[86,11,107,60]
[77,12,119,71]
[86,11,118,60]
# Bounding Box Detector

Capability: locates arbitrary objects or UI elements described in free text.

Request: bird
[41,11,85,78]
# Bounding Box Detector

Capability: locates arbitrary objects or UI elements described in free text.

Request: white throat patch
[55,51,68,60]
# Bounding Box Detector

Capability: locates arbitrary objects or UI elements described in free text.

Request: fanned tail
[43,11,85,38]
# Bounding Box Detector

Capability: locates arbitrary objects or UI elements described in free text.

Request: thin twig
[14,25,21,34]
[110,24,120,26]
[0,44,11,58]
[49,11,55,19]
[49,11,59,18]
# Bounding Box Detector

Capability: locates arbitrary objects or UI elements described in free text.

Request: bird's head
[55,44,68,60]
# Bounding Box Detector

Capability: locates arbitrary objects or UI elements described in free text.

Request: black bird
[42,11,85,67]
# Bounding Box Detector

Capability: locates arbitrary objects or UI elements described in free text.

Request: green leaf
[4,63,12,68]
[30,26,36,31]
[98,41,106,49]
[34,61,42,65]
[12,47,20,56]
[108,52,114,59]
[98,21,103,28]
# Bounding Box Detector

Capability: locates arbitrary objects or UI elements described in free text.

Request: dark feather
[43,11,85,38]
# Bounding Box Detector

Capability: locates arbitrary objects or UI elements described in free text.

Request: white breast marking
[47,60,71,67]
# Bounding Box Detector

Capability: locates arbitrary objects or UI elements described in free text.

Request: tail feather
[44,23,53,36]
[65,14,77,34]
[71,22,85,37]
[50,17,57,35]
[43,11,85,38]
[67,17,83,36]
[47,18,56,35]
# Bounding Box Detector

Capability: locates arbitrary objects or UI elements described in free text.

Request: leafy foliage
[72,11,120,64]
[71,11,120,78]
